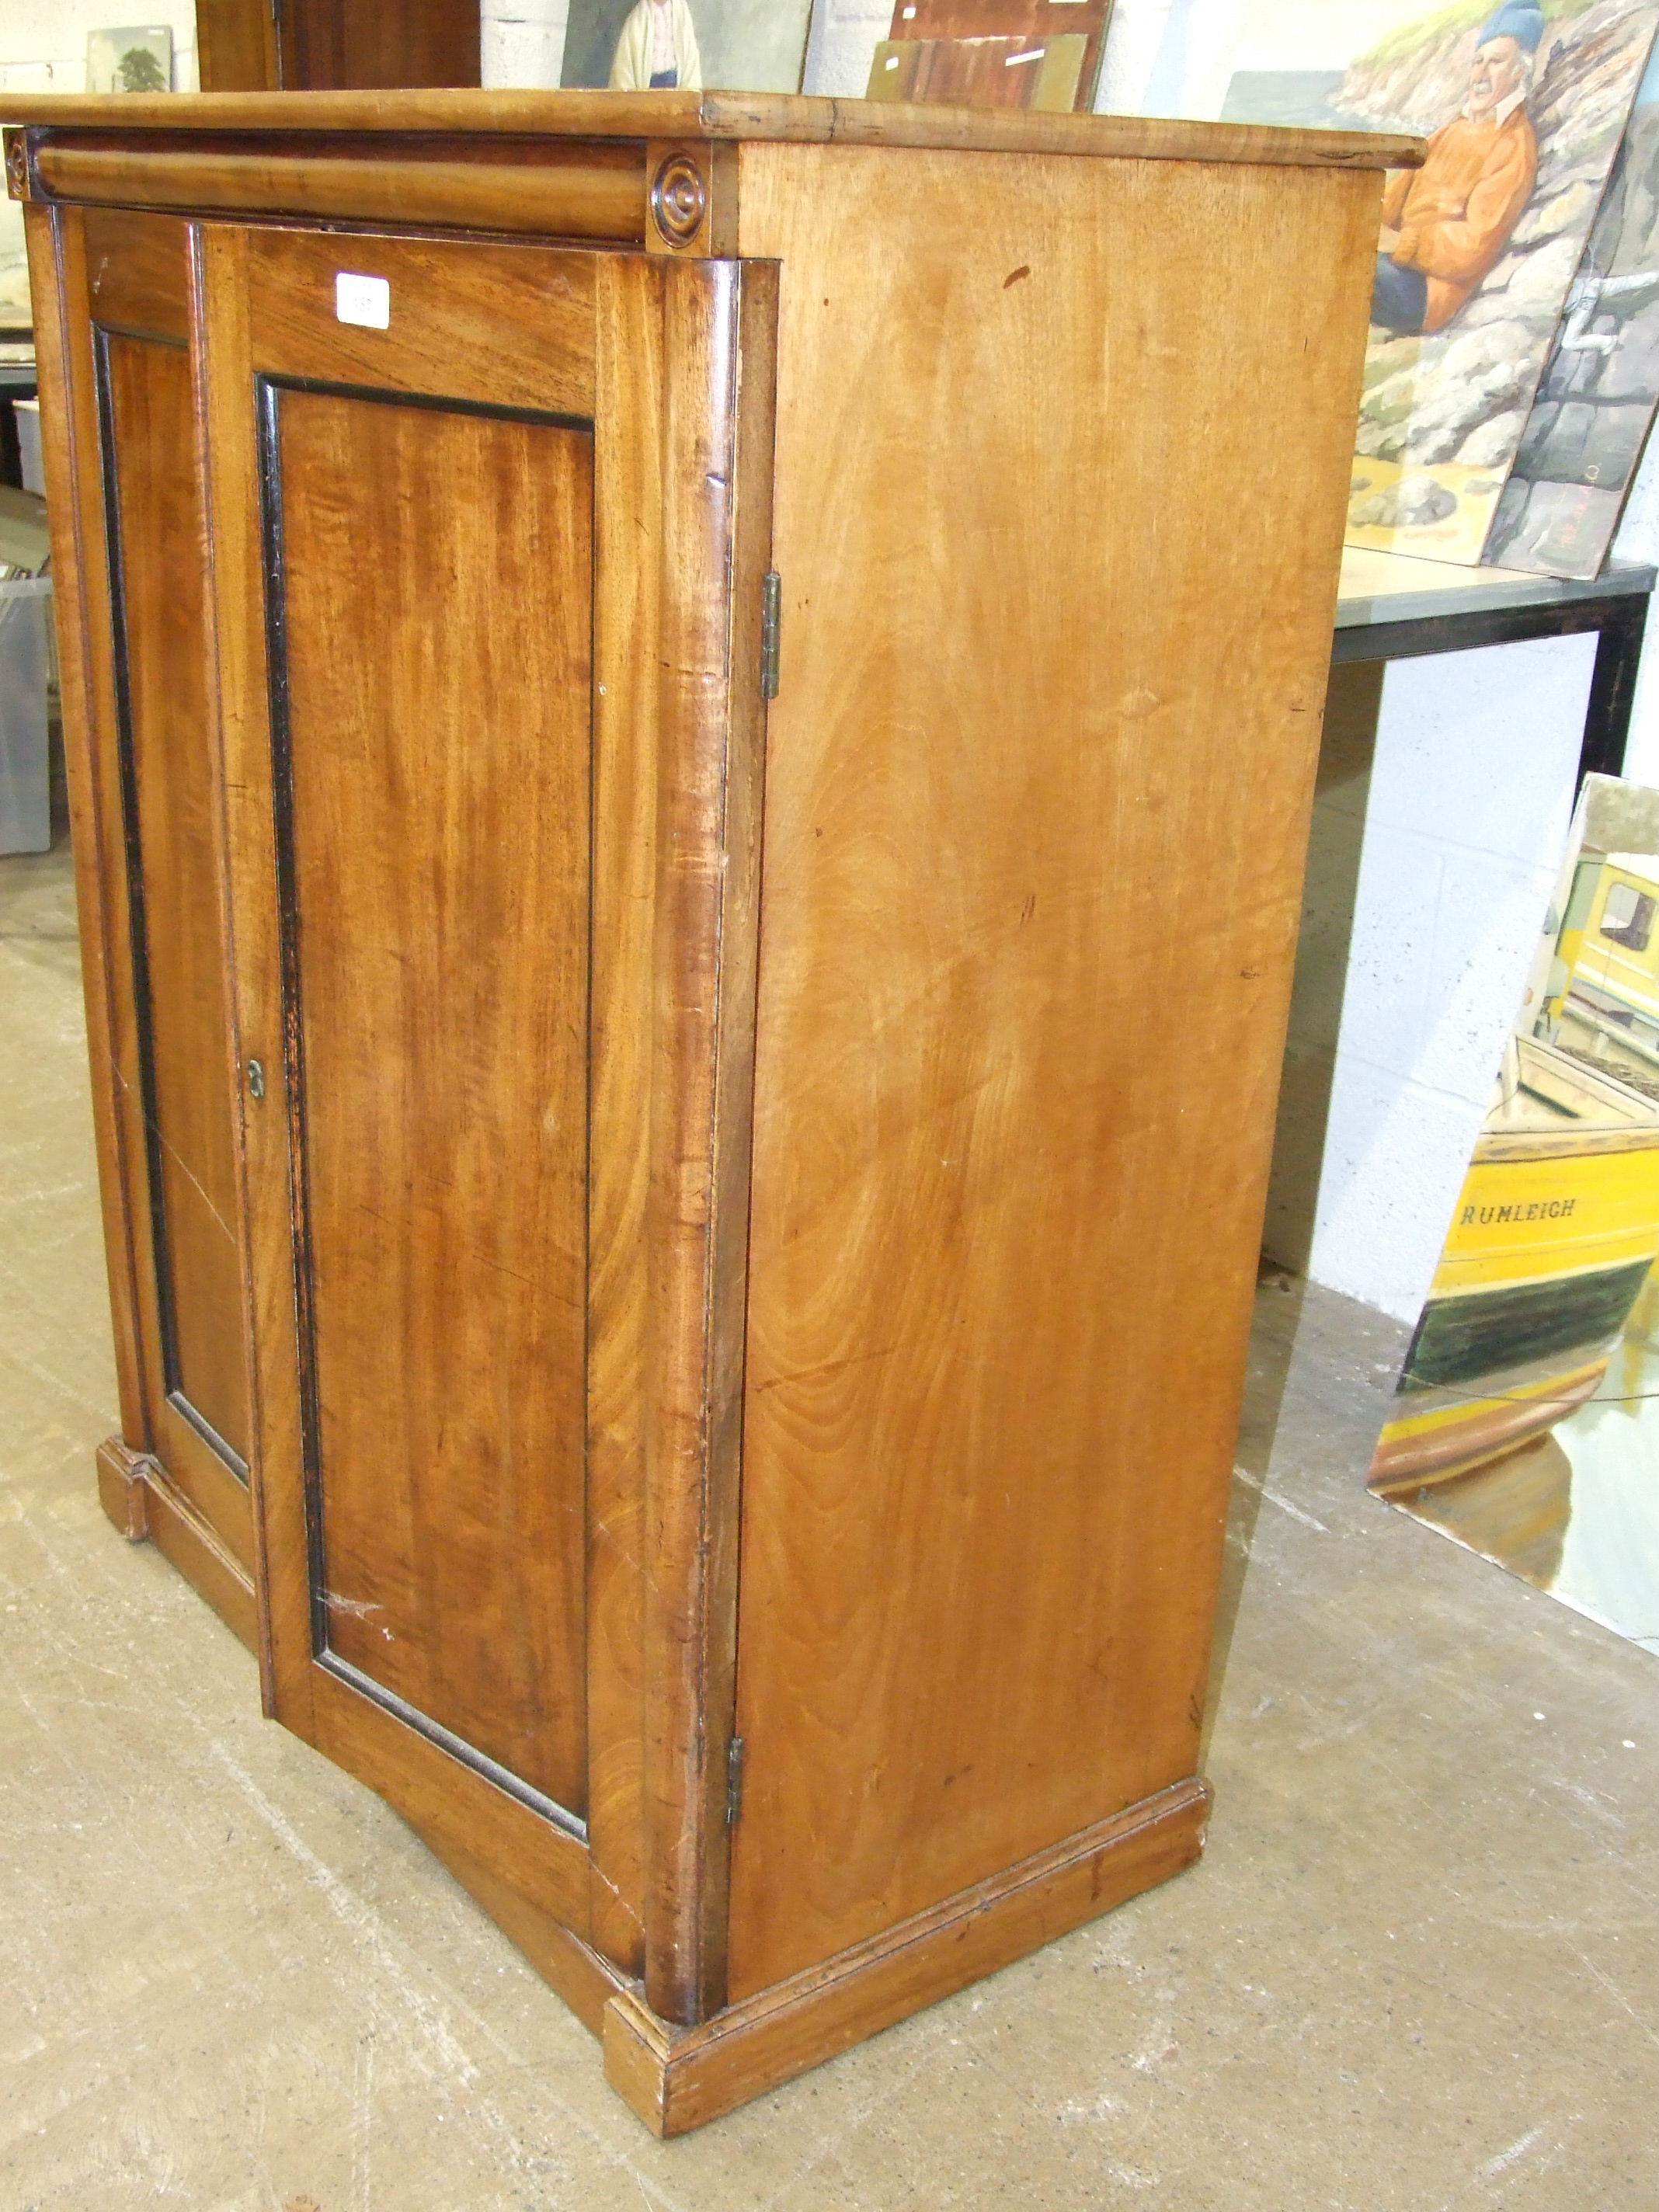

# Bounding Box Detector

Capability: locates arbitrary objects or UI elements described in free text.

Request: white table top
[1334,544,1654,631]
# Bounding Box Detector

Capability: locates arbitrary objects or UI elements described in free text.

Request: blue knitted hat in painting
[1476,2,1546,50]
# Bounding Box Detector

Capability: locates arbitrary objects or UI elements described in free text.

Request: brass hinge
[725,1734,746,1826]
[760,572,781,701]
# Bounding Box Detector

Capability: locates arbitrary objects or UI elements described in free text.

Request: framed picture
[85,26,174,95]
[559,0,813,92]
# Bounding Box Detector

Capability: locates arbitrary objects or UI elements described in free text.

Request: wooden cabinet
[11,92,1416,2133]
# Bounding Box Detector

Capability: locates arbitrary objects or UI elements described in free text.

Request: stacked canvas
[864,0,1111,112]
[1488,42,1659,574]
[551,0,1109,109]
[1211,0,1659,570]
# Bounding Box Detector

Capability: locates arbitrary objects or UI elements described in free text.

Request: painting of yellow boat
[1370,840,1658,1500]
[1540,848,1658,1093]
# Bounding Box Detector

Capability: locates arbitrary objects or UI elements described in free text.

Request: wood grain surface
[33,146,647,242]
[270,385,593,1816]
[725,142,1380,1998]
[80,204,191,341]
[641,257,776,2026]
[273,0,481,91]
[5,89,1422,170]
[195,228,743,1966]
[32,115,1391,2128]
[25,203,151,1456]
[103,329,250,1469]
[606,1779,1209,2134]
[195,0,279,92]
[30,203,257,1617]
[241,227,595,412]
[95,1439,259,1648]
[583,252,667,1975]
[197,221,301,1715]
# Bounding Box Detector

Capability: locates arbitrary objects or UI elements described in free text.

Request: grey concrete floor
[2,835,1654,2212]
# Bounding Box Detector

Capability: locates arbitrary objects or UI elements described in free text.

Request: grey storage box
[1,576,54,855]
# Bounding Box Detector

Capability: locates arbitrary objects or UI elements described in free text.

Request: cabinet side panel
[730,143,1379,1995]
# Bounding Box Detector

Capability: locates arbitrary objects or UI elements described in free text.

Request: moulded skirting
[600,1776,1212,2136]
[95,1435,258,1650]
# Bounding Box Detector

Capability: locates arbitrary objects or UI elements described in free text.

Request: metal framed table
[1332,548,1654,785]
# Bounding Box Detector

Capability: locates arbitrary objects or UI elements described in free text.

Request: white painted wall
[482,0,568,87]
[1264,644,1594,1323]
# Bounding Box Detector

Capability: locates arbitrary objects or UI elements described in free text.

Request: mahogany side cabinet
[9,92,1416,2133]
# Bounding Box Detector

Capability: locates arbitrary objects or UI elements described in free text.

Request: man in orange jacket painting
[1371,1,1542,336]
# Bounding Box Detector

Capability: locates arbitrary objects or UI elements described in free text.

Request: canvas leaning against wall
[559,0,813,90]
[1219,0,1659,568]
[1368,774,1659,1652]
[864,0,1114,113]
[1487,40,1659,574]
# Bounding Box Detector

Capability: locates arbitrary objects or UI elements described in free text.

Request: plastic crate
[0,576,53,856]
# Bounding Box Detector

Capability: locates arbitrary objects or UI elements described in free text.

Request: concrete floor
[2,834,1654,2212]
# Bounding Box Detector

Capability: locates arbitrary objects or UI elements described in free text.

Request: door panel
[202,228,770,1971]
[264,381,593,1819]
[242,228,596,416]
[59,208,257,1607]
[101,332,251,1475]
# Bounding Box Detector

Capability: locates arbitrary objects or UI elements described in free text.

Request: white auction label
[335,273,390,329]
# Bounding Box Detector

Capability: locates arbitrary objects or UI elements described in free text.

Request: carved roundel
[651,151,708,249]
[4,132,27,203]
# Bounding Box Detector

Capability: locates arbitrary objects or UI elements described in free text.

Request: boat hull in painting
[1369,1038,1657,1495]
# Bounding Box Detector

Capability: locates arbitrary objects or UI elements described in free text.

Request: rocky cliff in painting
[1486,82,1659,573]
[1341,0,1659,565]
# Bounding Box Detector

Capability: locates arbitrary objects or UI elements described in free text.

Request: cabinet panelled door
[199,227,773,1980]
[45,209,256,1629]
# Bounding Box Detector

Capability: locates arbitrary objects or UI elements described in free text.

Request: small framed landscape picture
[86,26,174,94]
[559,0,813,92]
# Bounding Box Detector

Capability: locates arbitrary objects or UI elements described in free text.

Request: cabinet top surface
[3,90,1421,172]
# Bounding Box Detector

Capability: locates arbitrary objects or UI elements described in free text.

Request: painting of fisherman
[1372,1,1543,333]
